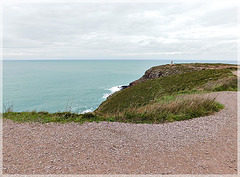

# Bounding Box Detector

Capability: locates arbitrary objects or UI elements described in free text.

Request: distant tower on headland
[170,61,173,66]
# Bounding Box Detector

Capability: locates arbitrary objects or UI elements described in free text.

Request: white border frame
[1,0,239,176]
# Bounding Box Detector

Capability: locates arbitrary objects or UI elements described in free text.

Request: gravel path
[3,91,237,174]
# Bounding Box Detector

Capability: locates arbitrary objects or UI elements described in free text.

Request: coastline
[2,62,239,174]
[3,91,237,174]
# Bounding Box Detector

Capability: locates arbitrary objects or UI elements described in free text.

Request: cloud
[3,2,238,60]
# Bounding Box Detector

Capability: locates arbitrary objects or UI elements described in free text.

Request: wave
[102,85,123,99]
[108,85,123,93]
[81,108,93,114]
[103,93,111,99]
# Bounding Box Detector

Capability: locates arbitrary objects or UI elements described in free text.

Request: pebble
[2,91,238,174]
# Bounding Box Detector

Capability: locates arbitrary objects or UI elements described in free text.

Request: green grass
[3,96,224,124]
[110,96,224,124]
[213,77,238,91]
[3,111,110,124]
[3,64,237,124]
[96,68,235,114]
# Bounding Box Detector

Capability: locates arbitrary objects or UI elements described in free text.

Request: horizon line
[2,59,238,61]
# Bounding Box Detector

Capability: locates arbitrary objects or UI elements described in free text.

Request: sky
[2,1,239,60]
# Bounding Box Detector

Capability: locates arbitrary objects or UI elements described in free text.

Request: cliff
[129,63,237,86]
[96,63,237,115]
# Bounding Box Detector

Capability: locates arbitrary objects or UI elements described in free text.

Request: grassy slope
[4,97,224,124]
[3,64,238,124]
[130,63,237,86]
[96,68,236,114]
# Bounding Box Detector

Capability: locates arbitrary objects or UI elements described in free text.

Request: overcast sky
[3,1,238,60]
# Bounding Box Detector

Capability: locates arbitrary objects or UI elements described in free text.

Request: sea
[3,60,237,113]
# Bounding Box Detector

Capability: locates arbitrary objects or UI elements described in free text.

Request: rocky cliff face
[129,64,201,86]
[129,63,237,87]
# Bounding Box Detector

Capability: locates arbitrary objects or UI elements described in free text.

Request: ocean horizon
[3,59,238,113]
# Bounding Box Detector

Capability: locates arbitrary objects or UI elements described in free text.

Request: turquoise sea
[3,60,237,113]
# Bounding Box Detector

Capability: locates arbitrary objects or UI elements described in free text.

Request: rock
[129,63,237,87]
[120,85,128,90]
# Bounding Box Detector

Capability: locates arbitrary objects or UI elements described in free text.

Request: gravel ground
[3,91,237,174]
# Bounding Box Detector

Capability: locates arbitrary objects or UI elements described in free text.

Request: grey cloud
[3,2,237,60]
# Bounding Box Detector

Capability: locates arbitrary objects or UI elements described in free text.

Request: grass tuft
[108,96,224,124]
[3,96,223,124]
[96,68,235,114]
[3,64,236,124]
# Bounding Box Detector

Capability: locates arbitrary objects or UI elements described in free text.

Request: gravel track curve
[3,91,238,174]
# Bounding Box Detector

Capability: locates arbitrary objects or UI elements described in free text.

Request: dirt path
[3,91,237,174]
[232,65,240,77]
[233,70,240,77]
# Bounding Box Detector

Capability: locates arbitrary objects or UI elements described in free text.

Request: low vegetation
[108,96,224,124]
[3,63,238,124]
[130,63,237,86]
[96,68,236,114]
[3,96,223,124]
[3,111,108,124]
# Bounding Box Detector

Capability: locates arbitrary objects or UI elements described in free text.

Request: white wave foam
[103,93,111,99]
[102,85,123,99]
[81,108,93,114]
[108,85,123,93]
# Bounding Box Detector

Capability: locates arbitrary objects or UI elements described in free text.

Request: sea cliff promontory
[4,63,238,124]
[3,63,238,174]
[96,63,237,120]
[129,63,237,86]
